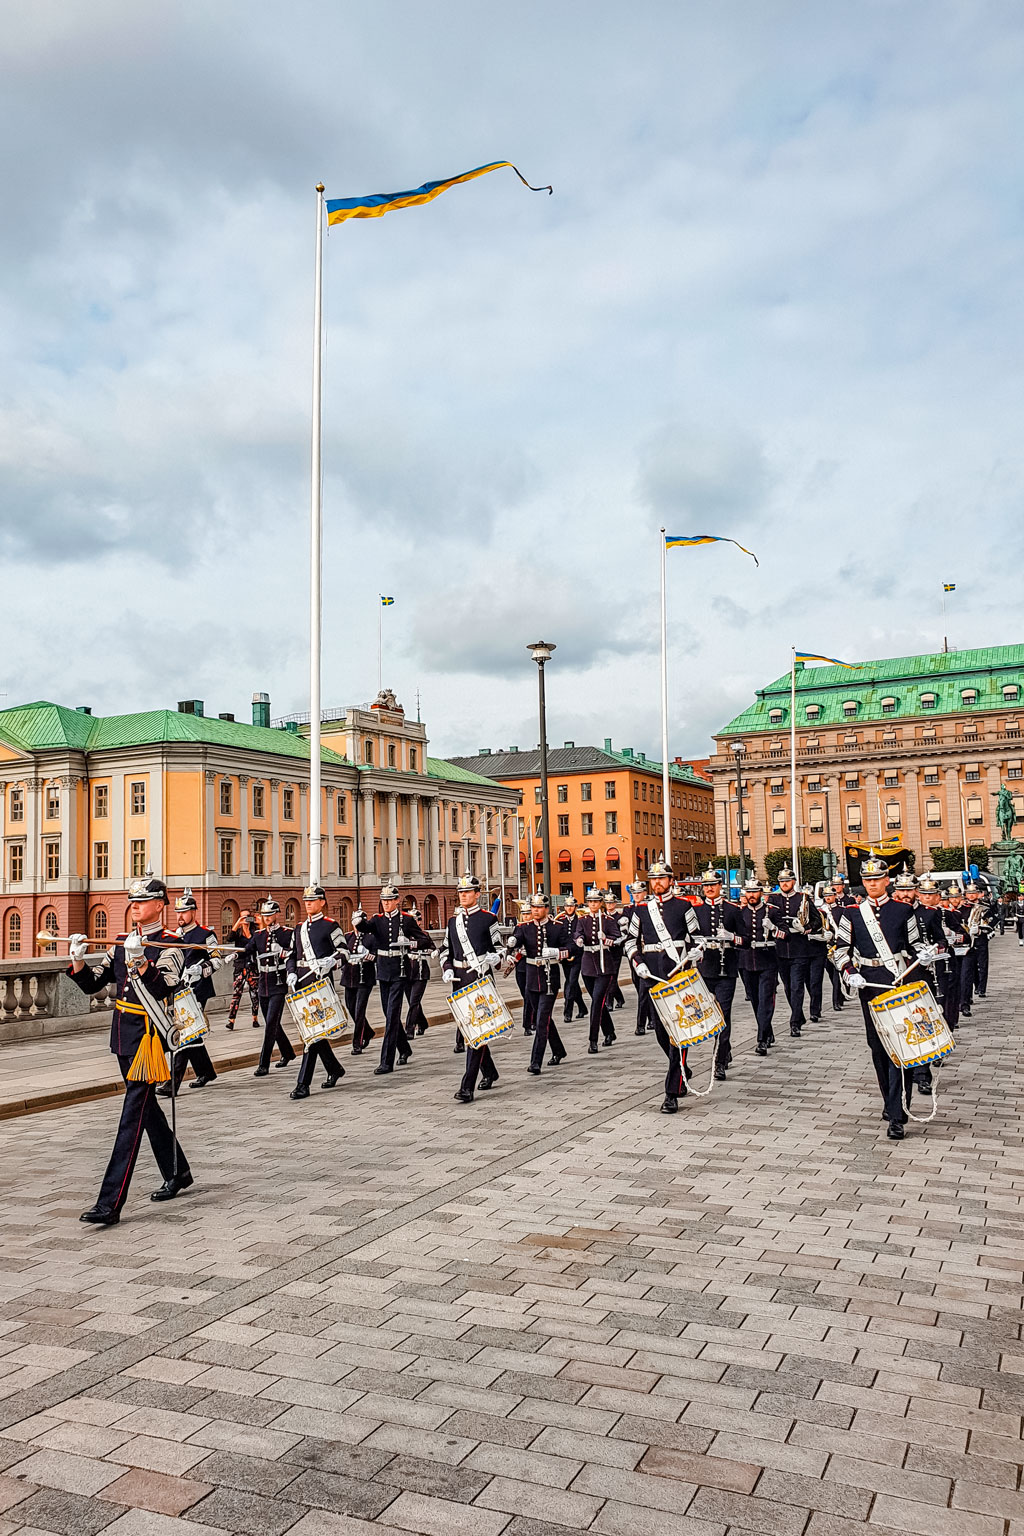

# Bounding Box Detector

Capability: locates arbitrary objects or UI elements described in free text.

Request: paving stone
[9,1484,120,1535]
[183,1449,301,1497]
[640,1445,759,1493]
[185,1484,305,1534]
[96,1467,214,1515]
[286,1468,400,1521]
[379,1489,509,1535]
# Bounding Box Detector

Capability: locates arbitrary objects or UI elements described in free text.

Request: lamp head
[527,641,556,665]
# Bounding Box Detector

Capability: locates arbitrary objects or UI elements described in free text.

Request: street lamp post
[732,741,748,886]
[528,642,556,897]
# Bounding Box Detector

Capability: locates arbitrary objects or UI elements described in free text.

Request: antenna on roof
[415,687,422,722]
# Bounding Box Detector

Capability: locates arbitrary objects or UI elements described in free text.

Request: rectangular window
[282,788,295,820]
[44,840,60,879]
[557,814,570,837]
[410,748,418,771]
[923,772,939,785]
[388,744,397,767]
[965,769,981,782]
[925,801,942,827]
[771,810,786,833]
[642,812,649,833]
[283,841,296,877]
[967,796,984,826]
[533,815,542,835]
[634,810,641,832]
[605,781,616,799]
[130,781,146,815]
[336,793,346,823]
[453,807,460,829]
[219,780,233,816]
[469,807,477,833]
[739,812,750,834]
[556,784,568,803]
[845,805,862,832]
[807,778,822,793]
[883,773,898,788]
[580,783,592,801]
[46,787,60,819]
[844,775,860,789]
[769,779,784,795]
[130,838,147,877]
[94,841,109,880]
[606,811,618,834]
[633,781,639,799]
[252,839,266,876]
[452,847,461,876]
[581,812,593,835]
[534,787,542,804]
[252,783,265,818]
[808,807,824,833]
[93,785,109,819]
[469,847,478,874]
[339,842,349,877]
[641,782,647,801]
[9,844,24,882]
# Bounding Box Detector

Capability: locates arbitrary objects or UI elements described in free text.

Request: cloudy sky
[2,0,1022,761]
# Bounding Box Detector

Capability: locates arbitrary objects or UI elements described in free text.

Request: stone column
[903,768,922,863]
[299,784,309,885]
[386,794,398,876]
[204,771,217,880]
[269,779,281,877]
[481,808,489,888]
[59,775,76,891]
[462,802,471,876]
[324,788,335,877]
[944,767,963,850]
[238,774,250,874]
[427,798,439,876]
[362,788,376,876]
[864,771,880,842]
[409,797,421,874]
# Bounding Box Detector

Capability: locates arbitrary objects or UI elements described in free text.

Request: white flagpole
[659,528,670,862]
[790,649,800,886]
[378,598,383,693]
[309,183,325,888]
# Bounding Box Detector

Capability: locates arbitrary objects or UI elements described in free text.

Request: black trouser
[460,1044,498,1096]
[707,973,737,1066]
[776,955,793,1006]
[609,972,625,1007]
[584,973,616,1046]
[807,947,826,1019]
[859,995,914,1124]
[959,949,977,1011]
[741,966,777,1045]
[936,959,960,1029]
[168,1039,217,1090]
[562,958,585,1021]
[378,976,409,1068]
[295,1038,344,1091]
[345,983,374,1048]
[97,1055,191,1215]
[404,972,429,1036]
[975,938,989,996]
[782,955,809,1028]
[258,992,296,1071]
[522,989,536,1034]
[826,958,846,1010]
[635,969,653,1032]
[529,992,565,1070]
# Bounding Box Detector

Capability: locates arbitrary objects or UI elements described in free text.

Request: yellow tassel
[126,1023,171,1084]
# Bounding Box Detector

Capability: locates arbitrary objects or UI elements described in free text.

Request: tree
[764,846,827,886]
[926,844,990,873]
[713,852,758,876]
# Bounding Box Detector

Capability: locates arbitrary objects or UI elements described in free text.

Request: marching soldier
[573,887,621,1053]
[441,875,504,1102]
[603,890,627,1010]
[512,898,533,1033]
[626,879,653,1035]
[623,859,698,1114]
[690,866,740,1080]
[355,885,434,1074]
[157,889,221,1097]
[823,880,854,1012]
[507,893,569,1074]
[964,882,995,999]
[560,896,587,1023]
[285,885,347,1099]
[67,876,192,1224]
[735,877,780,1055]
[226,908,260,1031]
[833,855,939,1139]
[342,925,377,1054]
[767,868,824,1036]
[247,898,298,1076]
[402,898,432,1039]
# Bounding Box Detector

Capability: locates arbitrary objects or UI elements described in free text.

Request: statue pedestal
[988,840,1024,889]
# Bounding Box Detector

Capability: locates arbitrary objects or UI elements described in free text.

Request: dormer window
[842,701,859,717]
[920,693,937,709]
[768,708,784,725]
[805,704,821,720]
[880,697,897,714]
[961,689,977,706]
[1003,685,1019,702]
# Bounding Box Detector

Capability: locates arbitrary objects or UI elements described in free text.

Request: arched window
[220,900,239,940]
[920,692,937,709]
[90,907,108,941]
[338,897,353,931]
[423,894,439,929]
[842,701,859,717]
[558,850,572,871]
[880,696,898,714]
[581,848,596,872]
[39,909,59,953]
[5,910,21,956]
[285,899,300,924]
[605,847,620,870]
[961,689,978,707]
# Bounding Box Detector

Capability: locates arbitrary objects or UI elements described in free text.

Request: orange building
[447,740,715,901]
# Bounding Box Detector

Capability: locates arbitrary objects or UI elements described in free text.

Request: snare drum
[649,968,724,1049]
[868,980,955,1070]
[171,988,209,1048]
[448,977,514,1050]
[286,979,352,1046]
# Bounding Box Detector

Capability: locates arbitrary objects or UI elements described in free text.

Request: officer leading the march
[441,875,504,1102]
[622,859,699,1114]
[507,893,570,1075]
[67,876,192,1224]
[735,877,780,1055]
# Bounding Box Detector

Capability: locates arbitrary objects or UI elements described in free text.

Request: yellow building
[0,689,517,955]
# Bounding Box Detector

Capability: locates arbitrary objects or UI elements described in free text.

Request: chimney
[285,720,299,734]
[177,699,204,716]
[252,692,270,728]
[479,747,491,755]
[564,741,575,749]
[604,737,612,752]
[218,712,235,722]
[76,705,93,716]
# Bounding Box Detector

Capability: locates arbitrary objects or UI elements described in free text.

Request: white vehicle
[920,869,995,897]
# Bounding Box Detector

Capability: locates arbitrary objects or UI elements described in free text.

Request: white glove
[68,932,88,963]
[847,973,867,991]
[208,954,224,973]
[916,944,939,967]
[314,956,336,978]
[481,953,500,971]
[791,921,806,934]
[353,946,371,962]
[124,931,145,965]
[635,962,653,980]
[442,970,455,983]
[541,946,560,962]
[286,971,298,990]
[353,910,366,924]
[182,961,205,986]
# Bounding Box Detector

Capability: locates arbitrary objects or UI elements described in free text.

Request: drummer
[285,885,347,1100]
[440,875,504,1103]
[157,888,221,1098]
[833,855,941,1141]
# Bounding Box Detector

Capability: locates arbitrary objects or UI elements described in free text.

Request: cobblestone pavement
[0,944,1022,1535]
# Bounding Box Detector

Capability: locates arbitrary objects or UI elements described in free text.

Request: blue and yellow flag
[795,651,859,668]
[665,534,758,566]
[943,582,956,593]
[380,595,395,607]
[326,162,552,226]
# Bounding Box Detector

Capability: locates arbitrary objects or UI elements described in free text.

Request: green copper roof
[427,756,504,787]
[0,702,350,764]
[719,645,1024,735]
